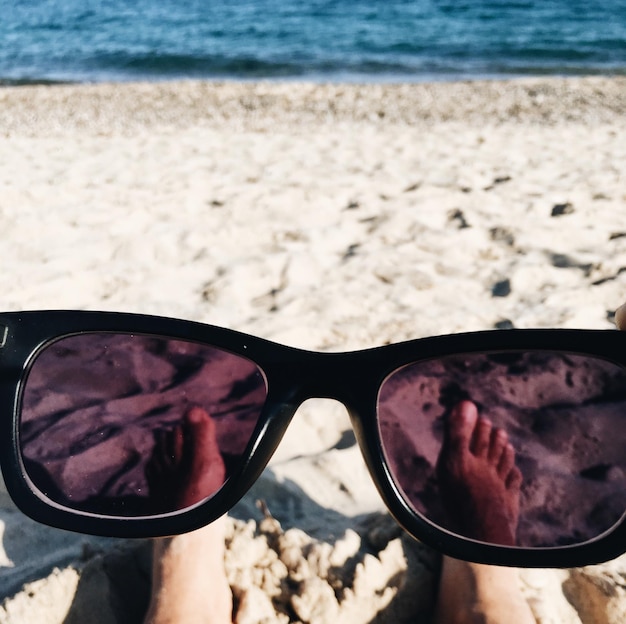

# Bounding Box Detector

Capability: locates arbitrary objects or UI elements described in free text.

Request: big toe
[445,400,479,451]
[185,405,212,426]
[184,406,225,477]
[184,406,217,441]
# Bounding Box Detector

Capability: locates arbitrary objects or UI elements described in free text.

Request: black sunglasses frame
[1,310,626,568]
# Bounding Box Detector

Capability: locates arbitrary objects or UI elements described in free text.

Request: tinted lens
[19,333,268,517]
[378,351,626,548]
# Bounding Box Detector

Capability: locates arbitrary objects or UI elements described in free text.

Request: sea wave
[1,0,625,83]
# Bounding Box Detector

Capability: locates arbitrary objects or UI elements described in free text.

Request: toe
[506,465,523,493]
[155,429,175,469]
[169,425,185,462]
[184,406,226,487]
[185,405,210,425]
[445,400,479,451]
[471,416,493,458]
[497,442,516,477]
[184,407,218,451]
[488,427,509,465]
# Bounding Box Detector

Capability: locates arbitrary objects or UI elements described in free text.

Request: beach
[1,76,626,623]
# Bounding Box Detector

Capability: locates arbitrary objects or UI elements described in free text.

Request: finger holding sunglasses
[616,302,626,331]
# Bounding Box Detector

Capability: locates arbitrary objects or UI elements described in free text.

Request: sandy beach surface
[1,76,626,623]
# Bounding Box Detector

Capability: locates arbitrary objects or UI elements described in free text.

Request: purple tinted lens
[378,351,626,548]
[20,333,268,517]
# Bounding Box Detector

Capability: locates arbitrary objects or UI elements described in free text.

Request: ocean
[1,0,625,84]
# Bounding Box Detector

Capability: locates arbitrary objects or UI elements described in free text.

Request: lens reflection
[20,333,268,517]
[378,351,626,548]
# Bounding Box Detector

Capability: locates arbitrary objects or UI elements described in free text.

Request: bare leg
[434,401,535,624]
[144,518,232,624]
[435,557,534,624]
[144,407,233,624]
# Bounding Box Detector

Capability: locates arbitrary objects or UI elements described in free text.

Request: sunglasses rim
[2,309,626,569]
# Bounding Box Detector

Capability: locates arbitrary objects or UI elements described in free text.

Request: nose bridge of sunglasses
[270,397,355,463]
[218,360,380,497]
[259,351,381,465]
[281,349,382,401]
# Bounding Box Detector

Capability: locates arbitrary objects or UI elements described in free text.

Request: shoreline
[1,75,625,136]
[2,70,625,87]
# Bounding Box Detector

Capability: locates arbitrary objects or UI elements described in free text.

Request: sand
[1,76,626,623]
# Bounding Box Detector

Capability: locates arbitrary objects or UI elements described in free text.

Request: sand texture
[1,76,626,623]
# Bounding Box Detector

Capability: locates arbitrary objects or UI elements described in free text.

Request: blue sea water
[1,0,625,84]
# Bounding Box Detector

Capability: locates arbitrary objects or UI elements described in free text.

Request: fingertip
[615,303,626,331]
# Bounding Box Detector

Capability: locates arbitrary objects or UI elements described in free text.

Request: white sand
[1,76,626,623]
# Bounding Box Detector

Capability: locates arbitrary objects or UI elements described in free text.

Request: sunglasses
[2,310,626,568]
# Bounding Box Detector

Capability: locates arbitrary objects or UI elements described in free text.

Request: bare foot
[146,406,226,511]
[436,400,522,545]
